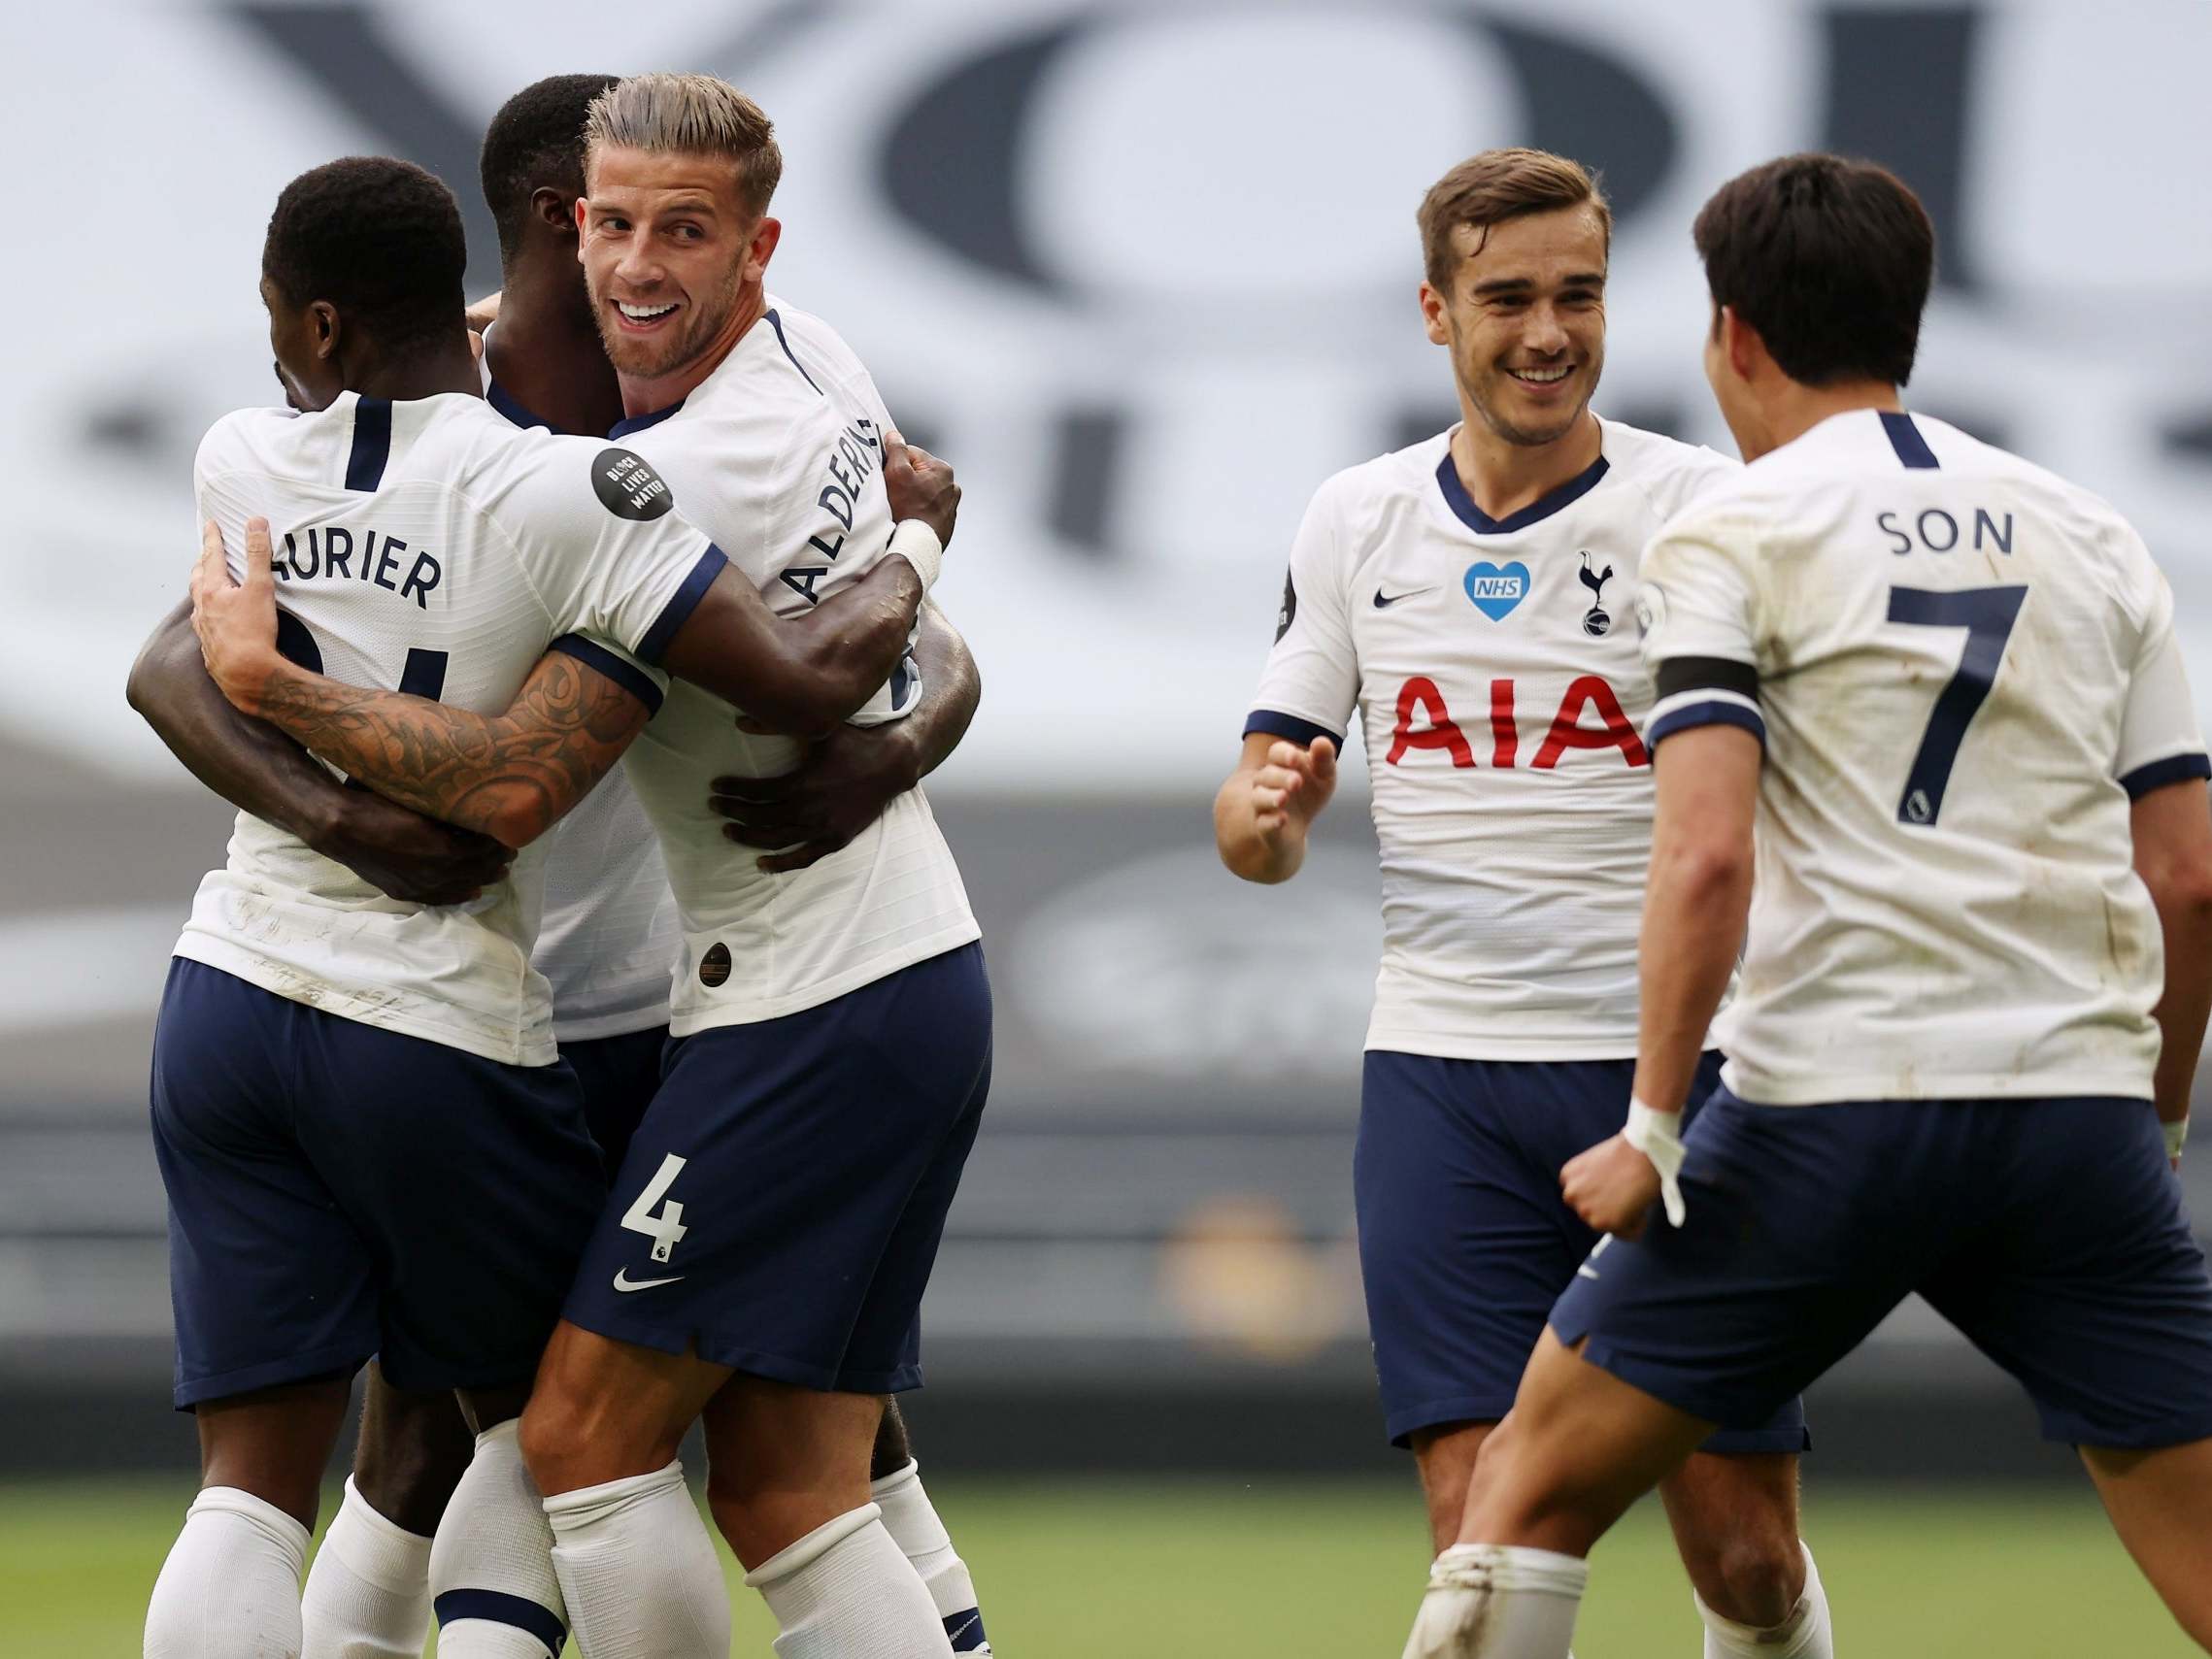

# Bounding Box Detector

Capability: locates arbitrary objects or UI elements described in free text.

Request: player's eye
[670,223,704,242]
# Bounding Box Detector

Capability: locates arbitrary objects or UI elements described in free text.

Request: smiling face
[1422,204,1608,449]
[579,145,777,383]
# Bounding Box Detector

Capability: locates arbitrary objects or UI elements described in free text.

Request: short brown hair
[1417,149,1611,290]
[585,73,784,217]
[1693,153,1934,387]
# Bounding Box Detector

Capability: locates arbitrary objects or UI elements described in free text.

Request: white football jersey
[177,391,723,1065]
[483,343,679,1043]
[610,297,979,1034]
[1640,409,2207,1105]
[1249,418,1736,1059]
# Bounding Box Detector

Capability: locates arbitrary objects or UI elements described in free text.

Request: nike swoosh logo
[1373,586,1436,609]
[612,1268,685,1292]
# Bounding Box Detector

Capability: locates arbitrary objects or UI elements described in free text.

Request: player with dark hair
[1400,152,2212,1658]
[187,74,994,1659]
[1217,147,1831,1659]
[132,150,956,1659]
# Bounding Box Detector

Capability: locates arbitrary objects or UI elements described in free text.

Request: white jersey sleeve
[1637,511,1768,750]
[479,437,729,673]
[1246,476,1359,746]
[2115,554,2210,794]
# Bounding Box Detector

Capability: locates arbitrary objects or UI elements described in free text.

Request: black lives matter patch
[593,448,674,521]
[1275,568,1298,642]
[698,942,732,987]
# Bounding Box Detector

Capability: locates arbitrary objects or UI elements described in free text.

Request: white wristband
[887,519,943,591]
[1624,1098,1689,1228]
[2166,1115,2190,1162]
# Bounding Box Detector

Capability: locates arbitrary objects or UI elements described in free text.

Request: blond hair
[585,73,784,216]
[1417,149,1610,289]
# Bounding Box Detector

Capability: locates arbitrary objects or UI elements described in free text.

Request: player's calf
[708,1377,953,1659]
[1412,1421,1496,1557]
[520,1324,733,1659]
[1659,1453,1830,1658]
[426,1388,575,1659]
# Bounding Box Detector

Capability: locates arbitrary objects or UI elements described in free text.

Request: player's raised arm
[127,591,514,905]
[1214,732,1338,883]
[708,600,981,874]
[657,429,958,735]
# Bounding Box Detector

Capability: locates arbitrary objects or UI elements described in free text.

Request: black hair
[1693,153,1936,387]
[480,73,621,263]
[261,156,467,353]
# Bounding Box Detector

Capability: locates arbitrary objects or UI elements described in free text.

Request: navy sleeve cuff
[1244,710,1346,748]
[2121,751,2212,800]
[1647,699,1766,750]
[637,544,729,665]
[550,634,663,716]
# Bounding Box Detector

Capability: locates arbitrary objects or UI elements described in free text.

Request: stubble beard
[590,259,746,382]
[1460,341,1603,450]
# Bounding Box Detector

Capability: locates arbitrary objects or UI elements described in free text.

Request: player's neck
[617,284,768,421]
[350,332,484,404]
[486,263,626,438]
[1756,379,1903,457]
[1450,408,1603,524]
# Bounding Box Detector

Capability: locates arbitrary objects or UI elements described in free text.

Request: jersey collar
[1435,444,1610,536]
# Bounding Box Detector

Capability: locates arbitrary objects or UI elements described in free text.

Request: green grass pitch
[0,1476,2191,1655]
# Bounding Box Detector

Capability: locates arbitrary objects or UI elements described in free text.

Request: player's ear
[532,187,575,239]
[1720,305,1760,382]
[1419,281,1451,347]
[308,301,340,362]
[744,216,783,282]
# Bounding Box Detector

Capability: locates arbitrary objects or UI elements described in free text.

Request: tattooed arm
[189,518,648,850]
[246,646,650,850]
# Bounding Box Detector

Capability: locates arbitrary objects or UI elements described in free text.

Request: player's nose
[1523,301,1570,355]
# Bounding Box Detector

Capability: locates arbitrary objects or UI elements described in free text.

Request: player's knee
[1697,1529,1802,1630]
[869,1397,913,1481]
[353,1400,473,1537]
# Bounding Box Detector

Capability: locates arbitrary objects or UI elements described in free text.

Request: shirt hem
[1720,1065,2158,1105]
[667,919,983,1036]
[553,1004,677,1044]
[172,935,556,1068]
[1362,1027,1643,1062]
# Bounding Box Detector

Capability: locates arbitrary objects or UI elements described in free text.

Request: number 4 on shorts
[621,1153,689,1264]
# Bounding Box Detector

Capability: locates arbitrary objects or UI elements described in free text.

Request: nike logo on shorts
[613,1267,685,1292]
[1373,586,1436,609]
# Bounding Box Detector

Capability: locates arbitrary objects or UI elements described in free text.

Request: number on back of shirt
[621,1153,689,1264]
[1887,583,2028,826]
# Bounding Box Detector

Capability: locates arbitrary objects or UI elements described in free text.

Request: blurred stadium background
[7,0,2212,1651]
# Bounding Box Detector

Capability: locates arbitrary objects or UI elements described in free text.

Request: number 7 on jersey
[1887,583,2028,826]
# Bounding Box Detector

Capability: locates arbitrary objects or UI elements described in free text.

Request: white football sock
[871,1459,989,1654]
[745,1503,955,1659]
[428,1419,567,1658]
[1401,1543,1588,1659]
[1696,1542,1831,1659]
[145,1485,310,1659]
[301,1477,432,1659]
[544,1459,730,1659]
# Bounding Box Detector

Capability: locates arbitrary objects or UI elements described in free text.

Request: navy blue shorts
[151,959,605,1409]
[563,944,990,1394]
[1552,1090,2212,1449]
[563,1024,670,1176]
[1357,1051,1808,1454]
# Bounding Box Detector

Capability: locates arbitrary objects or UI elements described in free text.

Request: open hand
[189,517,282,713]
[1560,1133,1662,1238]
[709,719,922,874]
[1251,736,1337,842]
[882,427,959,547]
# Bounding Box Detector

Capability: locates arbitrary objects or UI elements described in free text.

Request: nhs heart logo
[1463,561,1530,621]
